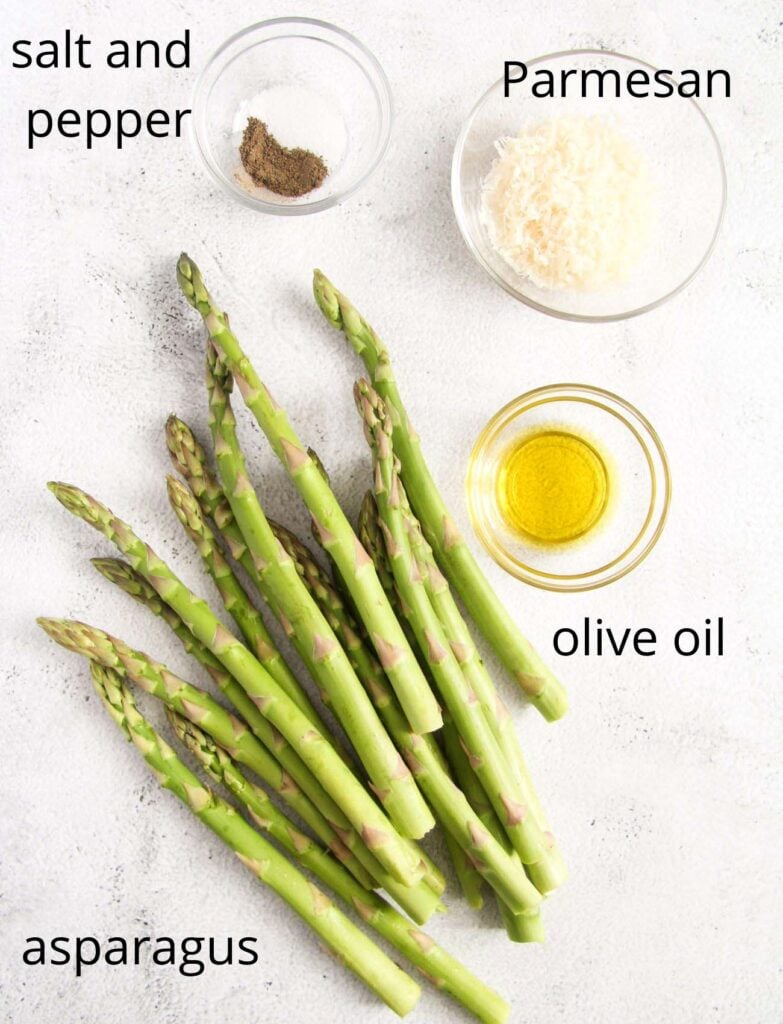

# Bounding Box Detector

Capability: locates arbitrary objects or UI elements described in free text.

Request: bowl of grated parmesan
[452,50,726,321]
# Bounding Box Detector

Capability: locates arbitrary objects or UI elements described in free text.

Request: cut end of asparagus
[526,847,568,894]
[532,685,569,723]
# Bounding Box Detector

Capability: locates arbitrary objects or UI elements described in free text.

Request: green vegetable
[404,504,567,895]
[177,254,443,736]
[166,473,325,729]
[41,611,440,923]
[442,717,544,944]
[356,381,551,871]
[270,520,540,916]
[171,712,509,1024]
[87,662,421,1018]
[91,556,374,890]
[46,482,422,888]
[445,829,485,910]
[201,344,435,842]
[267,520,445,900]
[165,416,444,905]
[313,270,567,722]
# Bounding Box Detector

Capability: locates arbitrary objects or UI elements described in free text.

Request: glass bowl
[191,18,392,215]
[466,384,671,591]
[452,50,726,321]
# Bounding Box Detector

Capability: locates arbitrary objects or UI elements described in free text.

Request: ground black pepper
[239,117,328,198]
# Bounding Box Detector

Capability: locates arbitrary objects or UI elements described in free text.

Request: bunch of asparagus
[39,255,568,1022]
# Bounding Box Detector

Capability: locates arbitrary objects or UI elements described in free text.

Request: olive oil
[497,429,609,544]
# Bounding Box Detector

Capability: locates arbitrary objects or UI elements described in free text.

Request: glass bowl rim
[191,16,393,217]
[451,47,728,322]
[466,382,672,591]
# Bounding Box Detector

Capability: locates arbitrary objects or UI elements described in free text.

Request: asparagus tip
[47,480,85,508]
[176,252,200,309]
[312,268,340,323]
[36,616,68,643]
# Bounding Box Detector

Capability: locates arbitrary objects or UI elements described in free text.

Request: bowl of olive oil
[466,384,670,591]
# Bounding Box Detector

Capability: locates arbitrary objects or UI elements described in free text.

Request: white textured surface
[2,2,782,1022]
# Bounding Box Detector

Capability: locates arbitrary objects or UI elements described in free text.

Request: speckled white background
[2,2,782,1022]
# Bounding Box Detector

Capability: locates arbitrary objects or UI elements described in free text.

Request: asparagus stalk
[498,898,546,944]
[358,492,422,662]
[353,505,485,908]
[86,662,421,1017]
[201,344,435,842]
[267,522,445,900]
[357,381,551,869]
[41,616,350,857]
[313,270,567,722]
[42,611,440,922]
[166,472,352,769]
[164,420,442,902]
[358,504,545,927]
[269,522,540,915]
[166,474,328,732]
[46,484,422,887]
[91,556,373,890]
[445,829,485,910]
[177,254,442,736]
[404,507,567,895]
[442,719,545,944]
[171,712,509,1024]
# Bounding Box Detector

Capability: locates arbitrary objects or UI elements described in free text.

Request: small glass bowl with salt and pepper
[191,18,393,215]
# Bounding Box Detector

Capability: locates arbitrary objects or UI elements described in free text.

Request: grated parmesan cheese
[479,116,652,292]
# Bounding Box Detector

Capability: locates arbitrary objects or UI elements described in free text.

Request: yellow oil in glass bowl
[496,429,609,545]
[466,384,670,590]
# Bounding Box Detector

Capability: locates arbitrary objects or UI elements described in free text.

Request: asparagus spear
[91,556,373,890]
[445,830,485,910]
[164,420,442,901]
[167,473,326,729]
[442,718,545,944]
[171,712,509,1024]
[46,484,422,887]
[357,380,553,871]
[42,612,440,923]
[267,522,445,901]
[343,510,544,937]
[166,472,351,769]
[90,561,440,929]
[86,662,421,1017]
[269,522,540,915]
[40,616,348,852]
[404,507,567,895]
[200,344,435,842]
[359,501,550,931]
[313,270,567,722]
[358,492,422,661]
[177,254,442,736]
